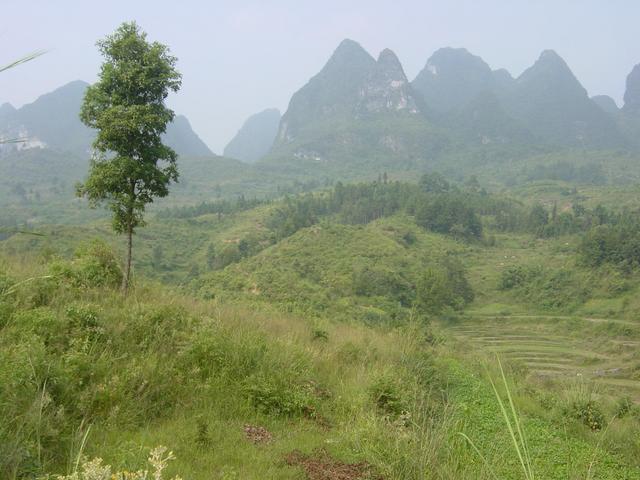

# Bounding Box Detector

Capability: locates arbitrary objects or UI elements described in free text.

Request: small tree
[77,22,181,292]
[206,243,216,270]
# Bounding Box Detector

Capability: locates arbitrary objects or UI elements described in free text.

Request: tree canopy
[77,22,182,291]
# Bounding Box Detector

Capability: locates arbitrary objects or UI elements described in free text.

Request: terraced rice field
[445,315,640,401]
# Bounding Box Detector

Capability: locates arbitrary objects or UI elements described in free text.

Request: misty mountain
[619,64,640,149]
[410,48,624,149]
[0,80,212,157]
[0,103,17,122]
[441,92,533,145]
[224,108,281,163]
[268,40,444,167]
[411,47,509,114]
[275,39,377,144]
[4,41,638,180]
[0,81,94,153]
[409,47,537,145]
[623,64,640,115]
[591,95,619,115]
[501,50,623,148]
[161,115,212,157]
[263,40,640,170]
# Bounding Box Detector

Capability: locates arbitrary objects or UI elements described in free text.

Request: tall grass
[0,51,46,74]
[459,355,535,480]
[489,355,535,480]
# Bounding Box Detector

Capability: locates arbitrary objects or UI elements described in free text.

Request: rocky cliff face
[623,64,640,115]
[357,49,420,115]
[269,40,440,165]
[276,39,376,144]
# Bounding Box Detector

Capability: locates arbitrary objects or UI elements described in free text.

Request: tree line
[156,196,266,219]
[266,173,505,242]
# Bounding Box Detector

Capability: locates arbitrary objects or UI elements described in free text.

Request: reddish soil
[243,424,273,444]
[285,450,382,480]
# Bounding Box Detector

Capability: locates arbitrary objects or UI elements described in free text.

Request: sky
[2,0,640,153]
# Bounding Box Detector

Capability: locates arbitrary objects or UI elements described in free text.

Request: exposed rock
[357,49,419,114]
[276,39,375,143]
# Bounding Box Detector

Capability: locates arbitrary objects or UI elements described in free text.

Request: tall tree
[77,22,182,292]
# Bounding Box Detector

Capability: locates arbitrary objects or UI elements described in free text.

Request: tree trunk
[122,221,133,294]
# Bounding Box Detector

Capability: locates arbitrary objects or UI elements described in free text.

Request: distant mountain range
[223,40,640,166]
[0,80,212,158]
[224,108,281,163]
[5,41,640,173]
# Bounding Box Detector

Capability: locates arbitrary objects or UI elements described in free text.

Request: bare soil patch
[285,449,382,480]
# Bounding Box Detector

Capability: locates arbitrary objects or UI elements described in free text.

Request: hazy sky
[2,0,639,153]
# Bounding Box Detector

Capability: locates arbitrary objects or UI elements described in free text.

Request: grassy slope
[197,216,464,322]
[2,254,638,479]
[0,204,276,284]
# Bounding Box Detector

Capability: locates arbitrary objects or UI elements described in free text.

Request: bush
[415,194,483,241]
[499,265,529,290]
[370,375,407,417]
[50,240,122,289]
[568,399,605,431]
[244,374,315,417]
[311,328,329,341]
[615,397,633,418]
[414,259,474,315]
[352,266,413,306]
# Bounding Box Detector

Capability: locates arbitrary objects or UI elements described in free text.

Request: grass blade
[0,50,47,73]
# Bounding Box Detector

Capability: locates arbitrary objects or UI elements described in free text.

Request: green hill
[198,216,469,322]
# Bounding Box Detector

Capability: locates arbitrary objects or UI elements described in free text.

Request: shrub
[415,194,483,240]
[499,265,529,290]
[568,399,605,431]
[352,266,413,306]
[370,375,407,417]
[50,240,122,289]
[244,374,315,417]
[414,259,473,315]
[311,328,329,341]
[614,397,633,418]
